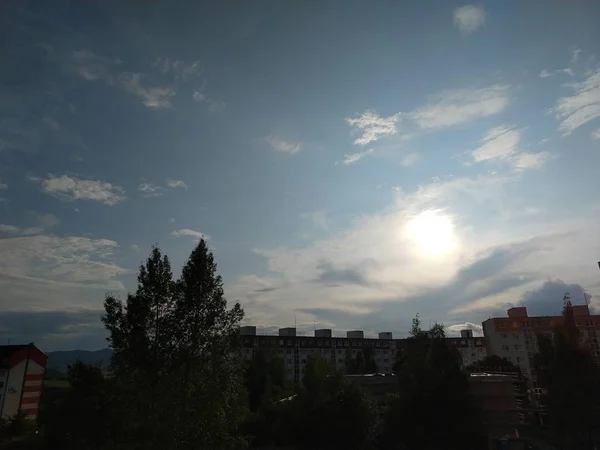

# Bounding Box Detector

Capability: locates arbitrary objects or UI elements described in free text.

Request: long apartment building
[0,343,47,420]
[239,325,487,383]
[482,304,600,387]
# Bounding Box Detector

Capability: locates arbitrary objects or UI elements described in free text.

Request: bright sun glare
[405,210,457,258]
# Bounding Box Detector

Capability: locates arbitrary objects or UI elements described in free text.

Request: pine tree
[102,240,248,449]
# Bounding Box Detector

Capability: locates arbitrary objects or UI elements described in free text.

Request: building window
[500,322,506,328]
[301,359,306,364]
[514,344,520,350]
[516,356,521,363]
[501,333,508,339]
[513,334,519,339]
[287,359,292,365]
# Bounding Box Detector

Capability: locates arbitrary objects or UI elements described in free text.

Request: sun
[404,209,458,258]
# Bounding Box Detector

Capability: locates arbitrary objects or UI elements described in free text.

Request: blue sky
[2,0,600,351]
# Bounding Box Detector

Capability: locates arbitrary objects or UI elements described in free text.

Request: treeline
[2,242,600,450]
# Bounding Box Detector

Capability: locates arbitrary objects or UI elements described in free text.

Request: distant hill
[46,348,113,375]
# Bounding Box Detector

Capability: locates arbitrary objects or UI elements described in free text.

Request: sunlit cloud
[555,68,600,134]
[39,175,125,205]
[453,5,486,36]
[170,228,210,240]
[265,135,301,154]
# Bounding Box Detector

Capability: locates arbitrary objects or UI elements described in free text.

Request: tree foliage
[99,241,247,449]
[379,316,485,450]
[534,303,600,449]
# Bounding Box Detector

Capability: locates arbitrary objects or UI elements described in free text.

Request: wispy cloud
[0,224,43,236]
[345,111,402,146]
[571,48,581,64]
[340,148,374,165]
[192,89,226,112]
[539,69,554,79]
[71,49,121,81]
[471,126,550,171]
[71,50,174,109]
[170,229,210,240]
[410,85,510,130]
[39,175,125,205]
[138,182,163,198]
[0,180,7,190]
[154,57,202,81]
[555,68,600,134]
[592,128,600,140]
[472,126,521,162]
[266,135,301,155]
[166,179,188,189]
[453,5,486,35]
[0,235,126,309]
[400,153,419,167]
[118,73,174,109]
[510,151,551,170]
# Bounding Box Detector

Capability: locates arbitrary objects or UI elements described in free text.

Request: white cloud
[154,57,202,81]
[539,69,554,79]
[446,322,483,336]
[592,128,600,140]
[71,50,174,110]
[411,85,510,130]
[510,151,551,170]
[341,148,374,165]
[71,49,120,81]
[138,182,163,198]
[400,153,419,167]
[0,180,6,190]
[229,167,599,335]
[170,229,210,240]
[0,235,126,295]
[472,126,521,162]
[345,111,402,146]
[266,136,301,155]
[192,90,226,112]
[555,68,600,134]
[562,68,575,77]
[130,244,140,252]
[118,73,174,109]
[0,224,43,236]
[453,5,486,35]
[39,175,125,205]
[345,85,510,152]
[166,179,188,189]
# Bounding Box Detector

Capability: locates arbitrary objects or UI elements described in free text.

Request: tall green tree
[102,240,248,450]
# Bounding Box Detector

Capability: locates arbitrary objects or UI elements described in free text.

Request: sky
[2,0,600,351]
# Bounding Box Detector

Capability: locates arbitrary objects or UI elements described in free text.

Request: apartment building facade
[447,329,488,366]
[0,344,47,420]
[239,326,487,383]
[482,305,600,386]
